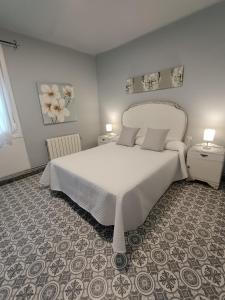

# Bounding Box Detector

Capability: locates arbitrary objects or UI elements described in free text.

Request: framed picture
[126,65,184,94]
[37,82,77,124]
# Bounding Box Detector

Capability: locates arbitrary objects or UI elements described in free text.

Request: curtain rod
[0,39,19,49]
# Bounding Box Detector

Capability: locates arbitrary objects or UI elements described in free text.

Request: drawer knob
[200,154,208,157]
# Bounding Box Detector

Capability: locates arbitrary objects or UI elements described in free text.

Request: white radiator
[46,133,81,160]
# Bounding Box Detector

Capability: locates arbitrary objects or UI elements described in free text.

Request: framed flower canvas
[37,83,77,124]
[126,65,184,94]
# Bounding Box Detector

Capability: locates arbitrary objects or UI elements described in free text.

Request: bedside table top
[99,133,118,138]
[99,134,110,138]
[190,144,225,155]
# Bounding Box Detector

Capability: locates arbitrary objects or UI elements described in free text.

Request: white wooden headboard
[122,101,187,141]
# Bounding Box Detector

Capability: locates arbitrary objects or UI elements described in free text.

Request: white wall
[96,2,225,147]
[0,138,30,178]
[0,28,100,170]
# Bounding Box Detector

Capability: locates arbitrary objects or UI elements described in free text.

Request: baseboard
[0,164,46,186]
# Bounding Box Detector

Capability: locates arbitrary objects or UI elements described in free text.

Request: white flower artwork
[171,66,184,88]
[126,65,184,94]
[37,83,77,124]
[142,72,161,91]
[125,78,134,94]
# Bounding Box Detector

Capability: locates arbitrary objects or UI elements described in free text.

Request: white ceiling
[0,0,222,55]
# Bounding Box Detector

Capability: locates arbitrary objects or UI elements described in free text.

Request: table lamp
[203,128,215,149]
[106,123,112,133]
[106,123,116,136]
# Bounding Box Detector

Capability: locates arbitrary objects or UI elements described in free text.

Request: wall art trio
[126,65,184,94]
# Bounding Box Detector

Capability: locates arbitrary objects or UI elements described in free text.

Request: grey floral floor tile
[0,174,225,299]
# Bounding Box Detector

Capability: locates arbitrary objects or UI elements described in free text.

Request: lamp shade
[203,128,215,142]
[106,123,112,132]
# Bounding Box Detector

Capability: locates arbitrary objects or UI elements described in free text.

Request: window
[0,45,17,147]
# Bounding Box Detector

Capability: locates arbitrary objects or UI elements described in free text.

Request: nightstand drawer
[98,136,108,144]
[98,134,119,145]
[189,151,224,162]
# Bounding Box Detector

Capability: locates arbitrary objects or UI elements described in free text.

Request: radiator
[46,133,81,160]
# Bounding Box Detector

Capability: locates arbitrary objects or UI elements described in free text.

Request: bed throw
[40,142,187,253]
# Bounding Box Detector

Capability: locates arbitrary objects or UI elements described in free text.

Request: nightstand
[187,145,225,189]
[98,134,118,145]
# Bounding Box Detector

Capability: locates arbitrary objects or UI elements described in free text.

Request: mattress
[40,142,187,252]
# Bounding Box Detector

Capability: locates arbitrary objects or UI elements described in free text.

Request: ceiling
[0,0,222,55]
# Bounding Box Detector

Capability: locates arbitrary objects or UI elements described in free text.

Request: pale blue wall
[1,1,225,170]
[0,28,100,167]
[97,2,225,146]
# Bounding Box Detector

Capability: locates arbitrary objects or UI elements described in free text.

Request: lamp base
[202,142,212,150]
[203,145,211,150]
[106,132,116,136]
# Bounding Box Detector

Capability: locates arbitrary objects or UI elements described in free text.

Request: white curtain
[0,45,16,147]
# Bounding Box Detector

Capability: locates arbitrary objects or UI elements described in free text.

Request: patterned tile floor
[0,174,225,299]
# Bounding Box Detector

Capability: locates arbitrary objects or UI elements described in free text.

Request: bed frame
[41,100,188,253]
[122,100,187,141]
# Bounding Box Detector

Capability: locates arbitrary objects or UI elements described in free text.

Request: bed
[40,101,188,253]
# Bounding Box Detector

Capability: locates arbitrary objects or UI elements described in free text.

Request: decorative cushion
[141,128,169,151]
[135,128,147,145]
[117,126,139,147]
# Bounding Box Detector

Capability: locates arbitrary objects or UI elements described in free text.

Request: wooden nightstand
[187,145,225,189]
[98,134,118,145]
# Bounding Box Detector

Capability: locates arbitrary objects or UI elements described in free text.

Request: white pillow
[165,140,187,155]
[117,126,139,147]
[141,128,169,152]
[135,128,147,145]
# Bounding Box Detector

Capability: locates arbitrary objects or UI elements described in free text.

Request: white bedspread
[40,142,187,252]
